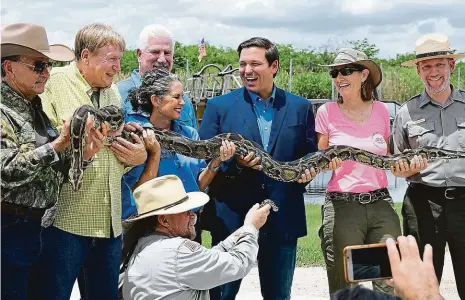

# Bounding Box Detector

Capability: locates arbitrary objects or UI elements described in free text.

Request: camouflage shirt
[0,83,65,227]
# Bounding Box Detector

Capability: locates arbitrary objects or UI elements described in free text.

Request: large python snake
[69,105,465,191]
[69,105,125,191]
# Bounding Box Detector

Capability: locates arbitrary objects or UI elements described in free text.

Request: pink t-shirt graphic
[315,101,390,193]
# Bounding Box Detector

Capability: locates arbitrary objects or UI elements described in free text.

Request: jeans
[36,226,122,300]
[210,225,297,300]
[403,184,465,299]
[257,232,297,300]
[1,213,44,300]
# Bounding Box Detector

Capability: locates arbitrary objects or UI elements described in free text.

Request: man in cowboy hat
[121,175,271,300]
[1,23,105,300]
[391,33,465,298]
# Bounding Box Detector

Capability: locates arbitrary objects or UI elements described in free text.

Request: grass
[201,203,403,267]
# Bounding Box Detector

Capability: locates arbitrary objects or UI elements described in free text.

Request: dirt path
[236,252,459,299]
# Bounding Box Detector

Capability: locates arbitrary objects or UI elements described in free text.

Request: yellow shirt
[42,62,124,238]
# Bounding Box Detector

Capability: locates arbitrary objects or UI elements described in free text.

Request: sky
[2,0,465,59]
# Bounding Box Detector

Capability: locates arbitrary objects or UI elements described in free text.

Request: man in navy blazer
[199,37,317,300]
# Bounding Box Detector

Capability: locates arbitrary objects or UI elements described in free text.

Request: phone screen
[349,246,393,281]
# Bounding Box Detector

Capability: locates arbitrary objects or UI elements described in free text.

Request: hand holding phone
[344,242,397,283]
[387,236,441,300]
[344,236,442,300]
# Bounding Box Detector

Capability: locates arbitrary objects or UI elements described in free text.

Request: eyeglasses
[329,67,363,78]
[13,60,53,74]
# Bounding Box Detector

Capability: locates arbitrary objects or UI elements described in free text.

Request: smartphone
[343,242,399,283]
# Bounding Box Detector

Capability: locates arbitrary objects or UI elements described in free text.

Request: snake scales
[69,105,465,191]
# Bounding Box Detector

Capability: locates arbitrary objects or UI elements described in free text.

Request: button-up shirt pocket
[456,116,465,148]
[407,121,435,147]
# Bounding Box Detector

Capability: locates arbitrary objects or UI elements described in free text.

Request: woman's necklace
[339,101,373,125]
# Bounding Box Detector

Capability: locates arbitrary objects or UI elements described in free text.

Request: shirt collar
[0,81,42,114]
[127,69,151,117]
[247,85,276,105]
[71,61,114,97]
[70,61,93,97]
[451,86,465,103]
[418,85,464,107]
[131,69,142,87]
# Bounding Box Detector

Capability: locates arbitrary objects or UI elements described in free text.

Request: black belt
[1,202,46,221]
[326,188,390,205]
[410,183,465,200]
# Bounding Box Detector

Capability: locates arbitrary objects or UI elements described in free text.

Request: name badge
[409,118,425,125]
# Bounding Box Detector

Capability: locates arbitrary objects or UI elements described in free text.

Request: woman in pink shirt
[316,48,426,295]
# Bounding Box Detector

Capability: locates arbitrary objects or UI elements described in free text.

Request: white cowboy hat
[125,175,209,222]
[319,48,382,88]
[1,23,75,61]
[401,33,465,66]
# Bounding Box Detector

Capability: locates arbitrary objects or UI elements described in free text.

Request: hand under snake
[68,105,465,191]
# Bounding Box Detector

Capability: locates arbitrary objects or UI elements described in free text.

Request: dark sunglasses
[14,60,53,74]
[329,67,364,78]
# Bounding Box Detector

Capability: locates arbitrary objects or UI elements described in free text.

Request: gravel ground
[71,253,459,300]
[235,251,459,300]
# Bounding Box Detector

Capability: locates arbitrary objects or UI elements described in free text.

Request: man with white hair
[117,24,197,130]
[391,33,465,298]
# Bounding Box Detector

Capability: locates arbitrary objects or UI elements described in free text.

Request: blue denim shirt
[120,118,206,219]
[248,86,276,151]
[117,71,205,220]
[117,69,198,130]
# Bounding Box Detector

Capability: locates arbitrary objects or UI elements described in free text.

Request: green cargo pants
[318,195,402,295]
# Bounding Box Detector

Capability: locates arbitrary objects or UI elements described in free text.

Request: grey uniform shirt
[391,86,465,187]
[122,224,259,300]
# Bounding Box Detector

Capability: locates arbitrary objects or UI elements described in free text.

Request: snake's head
[69,169,84,192]
[106,120,124,132]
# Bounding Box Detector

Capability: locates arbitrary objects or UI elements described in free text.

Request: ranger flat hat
[126,175,209,222]
[1,23,74,61]
[319,48,382,88]
[401,33,465,66]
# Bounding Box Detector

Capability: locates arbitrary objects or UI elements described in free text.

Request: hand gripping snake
[69,105,465,192]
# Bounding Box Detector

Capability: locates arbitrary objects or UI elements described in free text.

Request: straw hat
[1,23,74,61]
[319,48,382,88]
[126,175,209,222]
[401,33,465,66]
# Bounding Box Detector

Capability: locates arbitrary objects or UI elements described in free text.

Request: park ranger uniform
[391,85,465,298]
[122,224,259,300]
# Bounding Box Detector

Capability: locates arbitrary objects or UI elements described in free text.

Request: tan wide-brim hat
[125,175,209,222]
[402,33,465,66]
[319,48,382,88]
[1,23,75,61]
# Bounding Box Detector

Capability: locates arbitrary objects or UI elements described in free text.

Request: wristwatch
[207,162,221,172]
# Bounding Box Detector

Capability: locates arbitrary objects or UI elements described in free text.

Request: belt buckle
[444,188,456,200]
[358,193,372,204]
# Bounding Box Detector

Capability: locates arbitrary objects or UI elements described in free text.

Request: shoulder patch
[182,240,201,252]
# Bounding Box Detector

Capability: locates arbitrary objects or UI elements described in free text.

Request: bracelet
[207,162,220,172]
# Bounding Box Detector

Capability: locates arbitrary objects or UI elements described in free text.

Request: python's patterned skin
[69,105,465,190]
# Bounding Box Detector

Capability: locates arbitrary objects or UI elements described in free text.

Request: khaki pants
[318,196,402,295]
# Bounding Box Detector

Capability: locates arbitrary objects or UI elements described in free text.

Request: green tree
[349,38,379,58]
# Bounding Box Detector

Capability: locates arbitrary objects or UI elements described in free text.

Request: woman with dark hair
[316,48,425,295]
[120,69,236,270]
[122,69,235,214]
